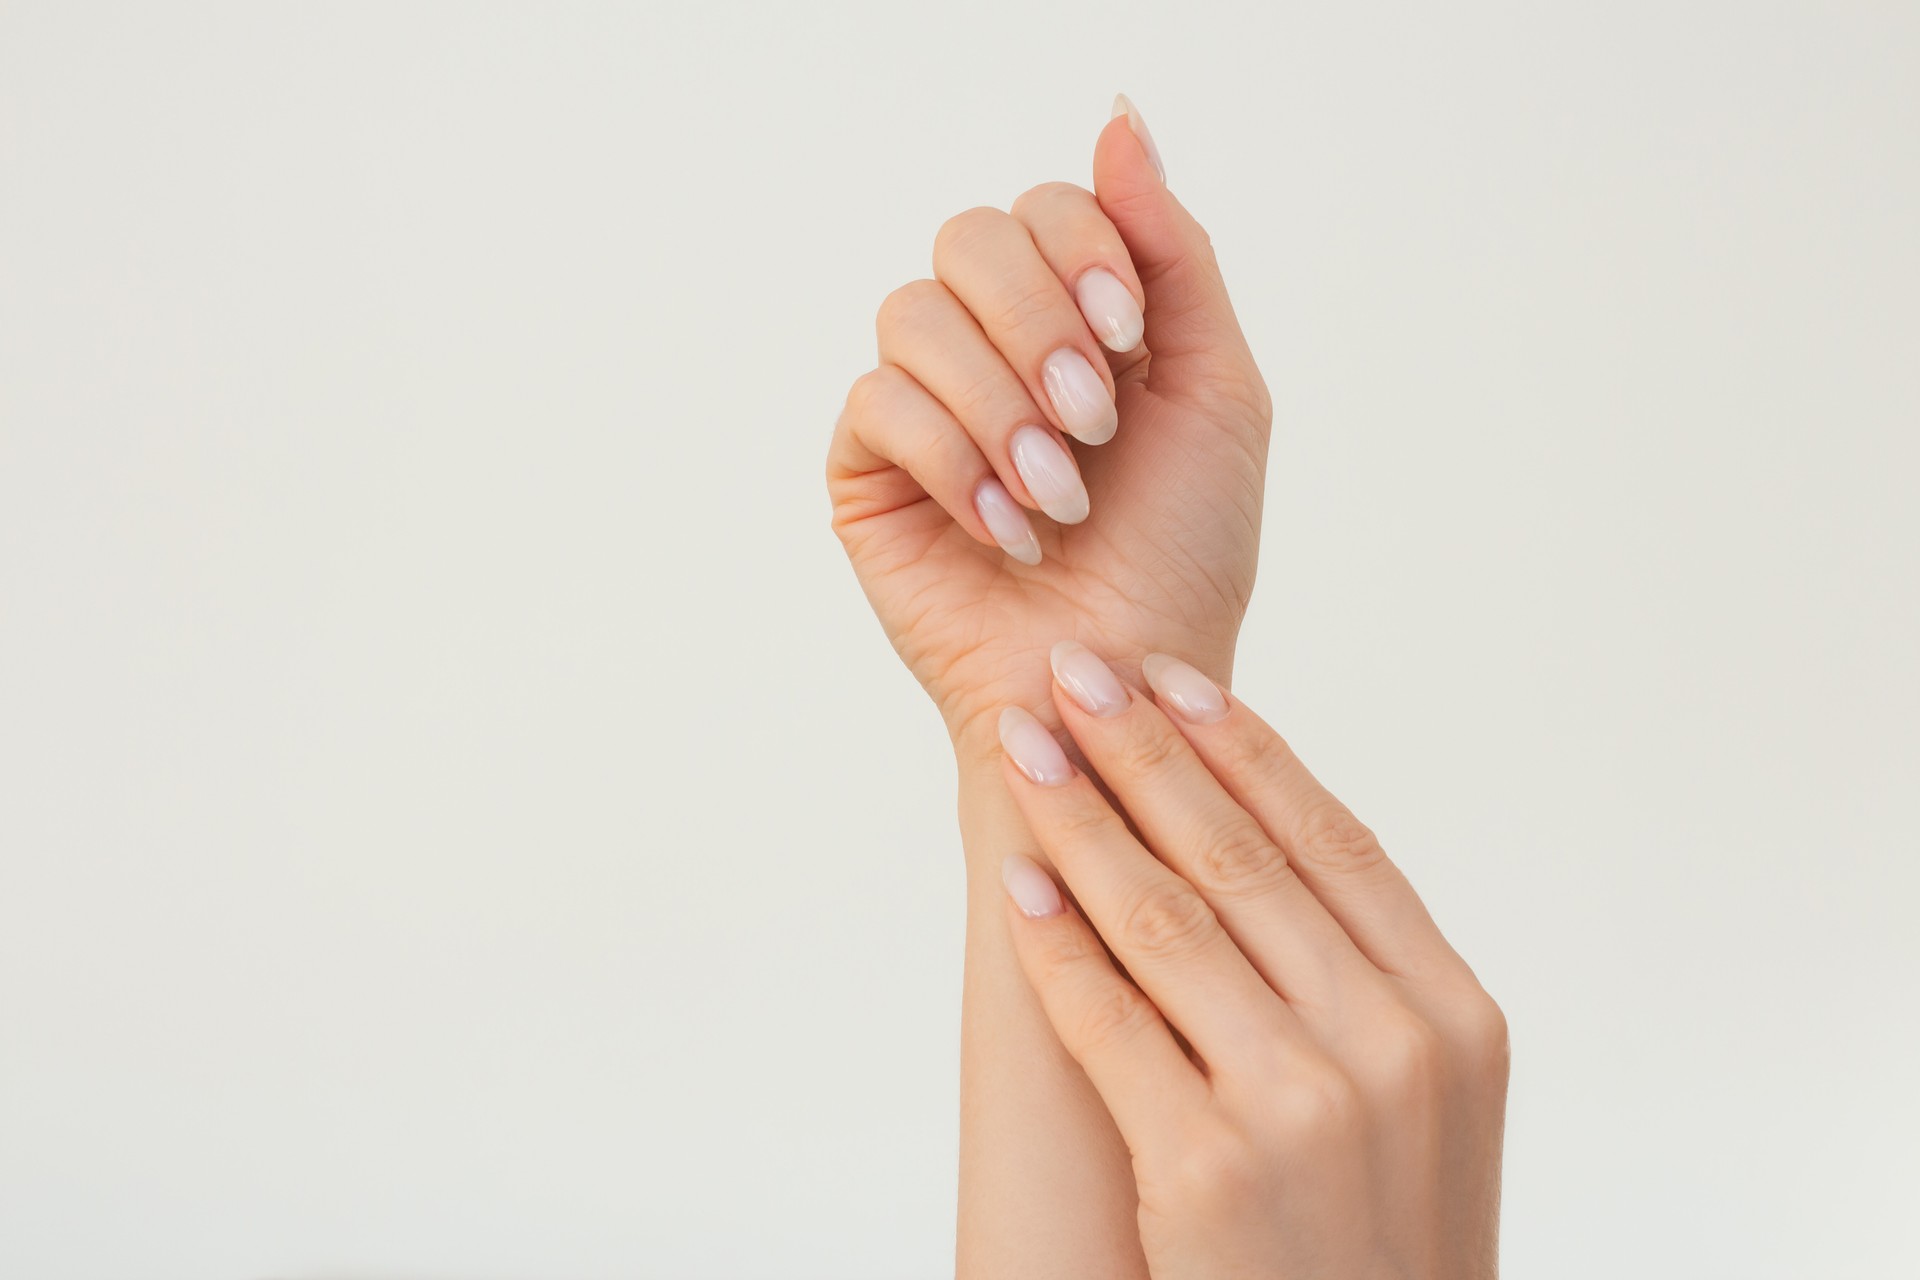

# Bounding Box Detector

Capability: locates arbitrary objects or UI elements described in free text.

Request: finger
[1096,97,1262,401]
[1010,181,1146,357]
[1000,852,1207,1151]
[1047,643,1380,1010]
[876,279,1091,528]
[1138,652,1473,982]
[932,208,1121,447]
[997,705,1298,1068]
[827,365,1042,566]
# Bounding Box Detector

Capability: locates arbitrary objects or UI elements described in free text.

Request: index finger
[999,853,1208,1153]
[1139,652,1472,984]
[996,705,1298,1071]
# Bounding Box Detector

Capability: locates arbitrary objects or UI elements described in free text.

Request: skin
[829,106,1268,1274]
[999,644,1508,1277]
[827,110,1271,755]
[827,104,1505,1272]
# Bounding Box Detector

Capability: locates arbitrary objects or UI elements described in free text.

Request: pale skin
[828,98,1507,1276]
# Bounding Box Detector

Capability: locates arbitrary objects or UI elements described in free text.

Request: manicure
[1009,426,1090,524]
[1041,349,1119,446]
[1050,641,1130,718]
[998,706,1075,786]
[1111,93,1166,184]
[974,477,1042,566]
[1141,653,1229,724]
[1002,853,1065,919]
[1074,269,1144,354]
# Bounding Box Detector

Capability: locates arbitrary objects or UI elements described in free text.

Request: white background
[3,3,1916,1276]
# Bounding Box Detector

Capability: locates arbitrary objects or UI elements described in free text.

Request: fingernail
[974,477,1042,566]
[998,706,1075,786]
[1111,93,1166,184]
[1009,426,1090,525]
[1050,641,1130,718]
[1002,853,1065,919]
[1141,653,1229,724]
[1074,269,1144,355]
[1042,349,1118,446]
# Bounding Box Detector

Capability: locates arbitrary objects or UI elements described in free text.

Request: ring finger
[877,279,1091,526]
[996,705,1302,1070]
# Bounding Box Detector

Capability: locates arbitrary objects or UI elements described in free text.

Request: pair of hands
[829,99,1506,1276]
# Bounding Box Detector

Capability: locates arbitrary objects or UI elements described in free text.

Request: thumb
[1094,96,1259,399]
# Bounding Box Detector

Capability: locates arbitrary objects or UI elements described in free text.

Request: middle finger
[1046,642,1384,1015]
[933,207,1120,447]
[996,705,1297,1070]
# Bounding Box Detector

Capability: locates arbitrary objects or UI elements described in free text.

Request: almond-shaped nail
[1002,853,1065,919]
[974,477,1042,566]
[1074,268,1144,354]
[1111,93,1166,184]
[1009,426,1090,525]
[1050,640,1130,718]
[1042,348,1118,446]
[998,706,1074,786]
[1141,653,1229,724]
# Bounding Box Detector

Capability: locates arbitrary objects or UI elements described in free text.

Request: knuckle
[1272,1059,1363,1143]
[1045,795,1119,851]
[839,366,900,422]
[1031,917,1099,972]
[1366,1006,1448,1102]
[1072,983,1154,1058]
[945,363,1009,420]
[1450,989,1511,1087]
[1295,797,1387,876]
[1210,718,1285,785]
[1011,180,1091,218]
[1188,819,1290,896]
[1159,1119,1263,1209]
[1110,718,1187,777]
[934,205,1011,261]
[875,278,948,336]
[984,275,1061,333]
[1118,881,1218,962]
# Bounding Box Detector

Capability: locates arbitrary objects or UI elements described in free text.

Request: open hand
[996,642,1509,1278]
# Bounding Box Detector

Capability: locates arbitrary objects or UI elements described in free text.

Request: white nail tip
[1111,93,1166,184]
[1009,426,1091,525]
[974,477,1044,565]
[1041,348,1119,447]
[1075,268,1144,354]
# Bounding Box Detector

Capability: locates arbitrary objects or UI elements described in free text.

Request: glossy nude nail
[974,477,1042,566]
[1074,268,1144,354]
[1111,93,1166,184]
[998,706,1075,786]
[1050,641,1130,718]
[1142,653,1229,724]
[1002,853,1065,919]
[1009,426,1090,525]
[1042,348,1119,446]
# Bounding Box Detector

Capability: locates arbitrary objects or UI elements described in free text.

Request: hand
[827,100,1271,756]
[995,642,1509,1278]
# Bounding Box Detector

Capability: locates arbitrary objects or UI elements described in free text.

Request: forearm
[953,751,1148,1280]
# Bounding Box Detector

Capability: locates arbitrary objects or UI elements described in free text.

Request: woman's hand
[996,643,1509,1278]
[827,100,1271,757]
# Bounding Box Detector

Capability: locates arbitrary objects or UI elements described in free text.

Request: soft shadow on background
[2,3,1915,1277]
